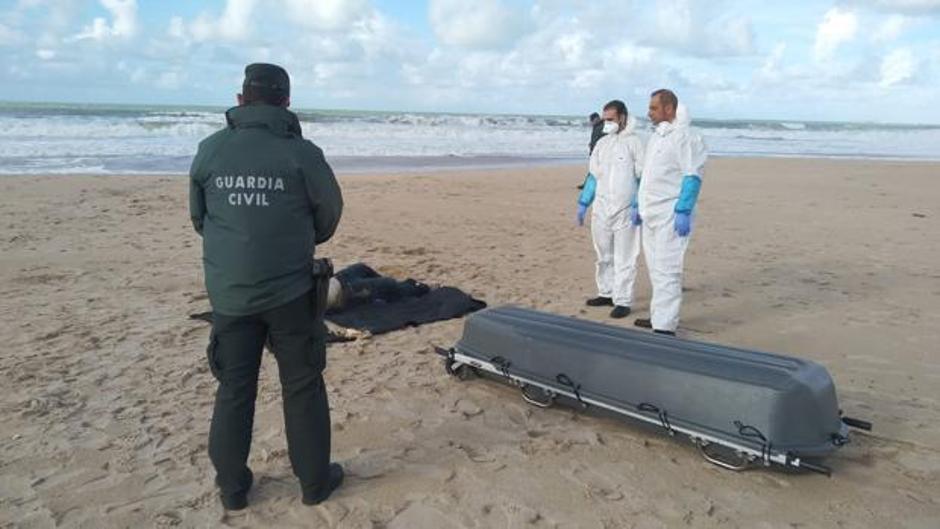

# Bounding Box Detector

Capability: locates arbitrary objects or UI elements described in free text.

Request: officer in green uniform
[189,63,344,510]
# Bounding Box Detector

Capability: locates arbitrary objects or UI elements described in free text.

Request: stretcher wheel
[444,359,476,381]
[520,385,555,408]
[694,440,754,471]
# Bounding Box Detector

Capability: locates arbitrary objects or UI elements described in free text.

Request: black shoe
[653,329,676,336]
[413,281,431,297]
[401,278,431,298]
[302,463,344,506]
[609,306,631,319]
[586,296,614,307]
[576,184,585,190]
[220,469,253,511]
[634,318,652,329]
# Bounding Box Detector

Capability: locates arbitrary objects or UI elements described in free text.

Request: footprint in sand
[153,510,183,527]
[448,440,495,464]
[453,398,483,419]
[500,503,551,527]
[347,448,405,480]
[388,503,466,529]
[315,501,350,527]
[560,463,624,501]
[181,488,217,511]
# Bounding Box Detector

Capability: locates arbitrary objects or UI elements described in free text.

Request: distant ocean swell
[1,102,939,175]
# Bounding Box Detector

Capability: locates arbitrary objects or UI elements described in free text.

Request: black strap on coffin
[555,373,587,408]
[638,402,676,436]
[734,420,772,465]
[490,356,512,378]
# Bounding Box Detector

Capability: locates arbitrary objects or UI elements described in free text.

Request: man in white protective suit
[577,100,645,319]
[633,89,707,336]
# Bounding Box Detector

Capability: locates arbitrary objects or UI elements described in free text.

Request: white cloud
[103,0,136,37]
[722,16,756,55]
[759,42,787,80]
[295,34,357,62]
[115,60,146,83]
[873,15,911,43]
[404,2,755,112]
[9,0,82,55]
[75,18,110,41]
[814,7,858,61]
[648,0,754,57]
[569,68,604,89]
[283,0,371,30]
[0,23,22,46]
[17,0,81,29]
[604,43,655,71]
[173,0,376,46]
[844,0,940,15]
[429,0,530,49]
[75,0,138,41]
[349,11,412,61]
[146,0,409,102]
[674,68,737,92]
[167,16,186,40]
[655,0,693,36]
[880,47,917,86]
[189,0,257,42]
[157,69,185,89]
[2,0,938,121]
[130,68,145,83]
[554,31,589,67]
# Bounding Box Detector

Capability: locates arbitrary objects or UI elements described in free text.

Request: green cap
[242,63,290,99]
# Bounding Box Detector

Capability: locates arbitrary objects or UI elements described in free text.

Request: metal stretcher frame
[436,346,871,476]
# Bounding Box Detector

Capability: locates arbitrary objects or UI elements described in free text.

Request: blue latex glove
[629,206,642,226]
[577,204,588,226]
[629,177,641,226]
[674,212,692,237]
[578,173,597,208]
[675,174,702,214]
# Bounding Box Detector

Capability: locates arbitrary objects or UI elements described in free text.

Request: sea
[2,101,939,175]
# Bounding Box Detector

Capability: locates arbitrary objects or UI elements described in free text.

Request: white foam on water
[1,103,938,175]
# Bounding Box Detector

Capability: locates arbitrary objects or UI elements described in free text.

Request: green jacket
[189,104,343,316]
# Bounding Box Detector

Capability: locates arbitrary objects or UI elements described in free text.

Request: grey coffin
[445,305,856,467]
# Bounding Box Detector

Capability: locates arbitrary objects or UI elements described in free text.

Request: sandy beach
[1,157,939,528]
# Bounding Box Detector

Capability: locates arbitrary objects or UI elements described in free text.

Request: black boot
[653,329,676,336]
[586,296,613,307]
[609,306,631,319]
[302,463,345,506]
[219,468,253,511]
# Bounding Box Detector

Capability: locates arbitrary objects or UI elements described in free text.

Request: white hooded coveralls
[638,104,707,331]
[588,116,645,307]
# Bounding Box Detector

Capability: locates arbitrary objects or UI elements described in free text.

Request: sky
[1,0,939,123]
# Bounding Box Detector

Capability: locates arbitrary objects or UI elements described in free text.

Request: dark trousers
[331,263,428,312]
[206,290,331,496]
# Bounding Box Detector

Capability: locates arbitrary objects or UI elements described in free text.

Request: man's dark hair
[242,85,288,106]
[242,63,290,106]
[650,89,678,110]
[589,112,600,121]
[602,100,628,118]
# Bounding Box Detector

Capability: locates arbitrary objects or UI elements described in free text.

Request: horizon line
[1,98,939,129]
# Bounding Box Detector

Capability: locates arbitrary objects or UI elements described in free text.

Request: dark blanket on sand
[189,280,485,338]
[324,286,485,335]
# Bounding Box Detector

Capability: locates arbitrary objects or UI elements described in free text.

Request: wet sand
[1,157,938,528]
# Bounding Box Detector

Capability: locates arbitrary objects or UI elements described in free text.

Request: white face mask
[602,120,619,134]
